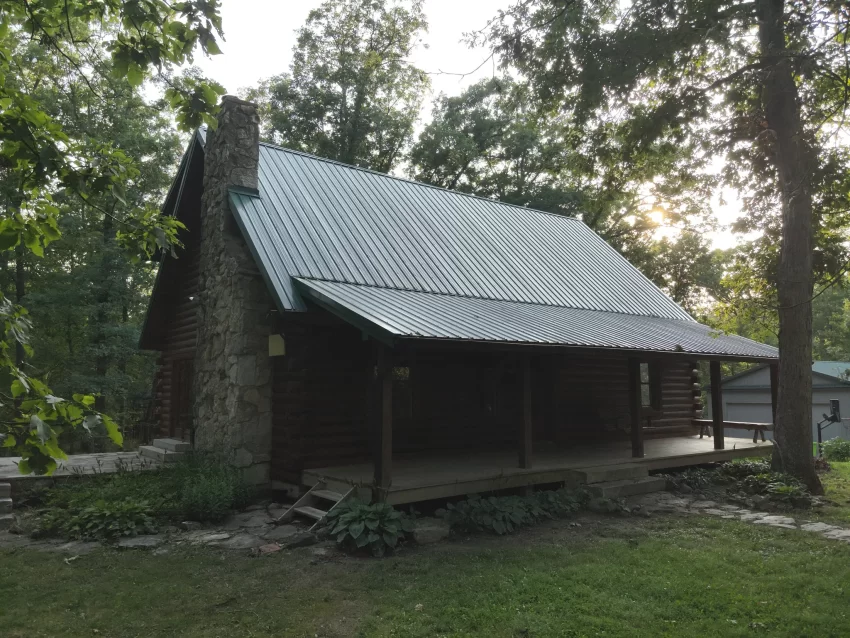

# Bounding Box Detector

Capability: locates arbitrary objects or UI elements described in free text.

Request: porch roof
[295,278,779,360]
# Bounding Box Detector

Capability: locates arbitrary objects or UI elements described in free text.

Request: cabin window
[640,361,662,411]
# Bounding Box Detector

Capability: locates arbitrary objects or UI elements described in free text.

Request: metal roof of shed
[227,143,778,360]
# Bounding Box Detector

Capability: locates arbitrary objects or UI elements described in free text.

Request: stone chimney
[193,96,273,486]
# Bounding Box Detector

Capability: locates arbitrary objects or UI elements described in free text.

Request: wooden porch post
[520,355,533,469]
[710,360,724,450]
[627,357,644,458]
[373,343,393,497]
[769,362,779,424]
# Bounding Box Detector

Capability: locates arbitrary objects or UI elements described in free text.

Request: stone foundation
[193,96,273,485]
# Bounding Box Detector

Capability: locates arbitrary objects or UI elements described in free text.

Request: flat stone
[310,546,330,557]
[212,533,265,550]
[180,521,202,531]
[118,535,164,549]
[737,511,769,521]
[752,515,797,527]
[413,517,450,545]
[800,522,837,533]
[720,505,741,512]
[284,532,318,549]
[690,501,717,509]
[189,532,231,544]
[263,524,298,541]
[222,513,274,530]
[704,509,728,516]
[267,508,288,520]
[823,529,850,541]
[257,543,281,555]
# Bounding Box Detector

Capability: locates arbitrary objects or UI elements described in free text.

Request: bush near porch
[25,454,252,540]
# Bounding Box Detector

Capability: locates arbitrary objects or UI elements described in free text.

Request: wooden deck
[302,436,773,504]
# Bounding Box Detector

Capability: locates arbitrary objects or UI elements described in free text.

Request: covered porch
[304,435,772,505]
[286,279,780,504]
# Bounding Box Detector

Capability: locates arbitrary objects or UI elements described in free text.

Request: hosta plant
[324,500,415,557]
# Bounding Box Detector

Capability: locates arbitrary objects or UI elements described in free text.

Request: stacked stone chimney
[193,96,273,485]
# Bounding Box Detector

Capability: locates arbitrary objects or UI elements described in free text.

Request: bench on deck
[694,419,773,443]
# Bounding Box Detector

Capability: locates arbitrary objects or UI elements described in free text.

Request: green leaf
[30,414,50,443]
[348,521,365,539]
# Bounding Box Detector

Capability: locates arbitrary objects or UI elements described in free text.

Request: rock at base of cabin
[413,517,451,545]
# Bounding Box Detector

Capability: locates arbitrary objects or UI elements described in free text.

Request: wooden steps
[276,480,354,530]
[0,482,12,530]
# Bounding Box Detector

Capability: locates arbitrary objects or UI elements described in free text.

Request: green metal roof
[225,143,778,360]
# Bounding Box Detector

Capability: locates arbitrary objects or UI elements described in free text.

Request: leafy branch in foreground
[0,1,226,473]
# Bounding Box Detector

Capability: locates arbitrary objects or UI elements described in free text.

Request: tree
[245,0,429,172]
[0,2,224,473]
[484,0,850,491]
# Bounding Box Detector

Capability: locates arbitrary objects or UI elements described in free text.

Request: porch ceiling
[294,278,779,361]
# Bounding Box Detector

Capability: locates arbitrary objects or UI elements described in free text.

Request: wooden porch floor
[303,435,772,504]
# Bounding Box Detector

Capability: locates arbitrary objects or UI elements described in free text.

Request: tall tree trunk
[93,213,115,413]
[757,0,822,492]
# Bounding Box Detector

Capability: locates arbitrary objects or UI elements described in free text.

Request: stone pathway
[626,491,850,543]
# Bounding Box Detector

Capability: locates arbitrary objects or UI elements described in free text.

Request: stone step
[0,513,12,531]
[0,483,10,498]
[152,438,191,453]
[587,476,667,499]
[293,506,327,521]
[0,498,11,514]
[576,463,649,484]
[139,445,182,463]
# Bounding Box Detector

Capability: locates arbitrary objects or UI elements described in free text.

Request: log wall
[269,326,699,483]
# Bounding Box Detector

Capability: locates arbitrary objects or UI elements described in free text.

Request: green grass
[818,461,850,525]
[2,516,850,637]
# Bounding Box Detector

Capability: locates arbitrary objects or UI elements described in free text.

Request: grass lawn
[819,461,850,524]
[2,516,850,637]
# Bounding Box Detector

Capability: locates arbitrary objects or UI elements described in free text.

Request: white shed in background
[706,361,850,448]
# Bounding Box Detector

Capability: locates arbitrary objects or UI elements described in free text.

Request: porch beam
[710,360,725,450]
[769,362,779,424]
[627,357,644,458]
[373,342,393,497]
[520,355,533,468]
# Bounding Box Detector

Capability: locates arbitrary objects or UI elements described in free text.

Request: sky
[190,0,742,249]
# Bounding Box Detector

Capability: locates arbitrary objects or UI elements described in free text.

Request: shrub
[737,472,805,495]
[324,500,414,557]
[822,438,850,462]
[438,488,588,536]
[177,455,252,522]
[42,499,157,540]
[719,458,772,480]
[35,453,253,538]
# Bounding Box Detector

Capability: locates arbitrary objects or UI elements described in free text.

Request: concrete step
[0,513,12,530]
[587,476,667,499]
[0,498,11,514]
[151,438,191,453]
[576,463,649,484]
[0,483,10,498]
[139,445,183,463]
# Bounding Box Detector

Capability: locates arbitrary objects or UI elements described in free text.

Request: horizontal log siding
[270,328,699,480]
[271,319,370,484]
[152,238,200,439]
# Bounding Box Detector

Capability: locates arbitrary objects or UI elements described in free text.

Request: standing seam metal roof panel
[295,278,779,359]
[239,144,694,321]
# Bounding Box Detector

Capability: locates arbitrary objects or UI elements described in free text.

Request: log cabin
[140,96,778,506]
